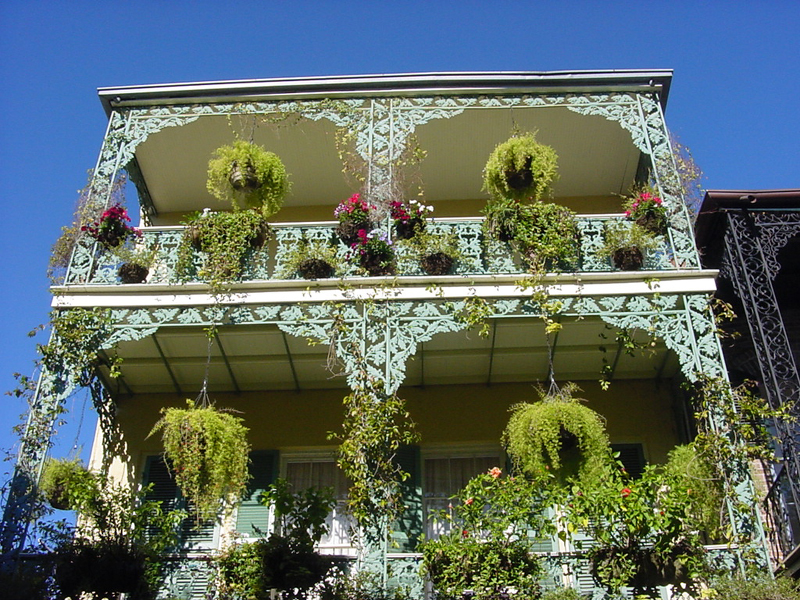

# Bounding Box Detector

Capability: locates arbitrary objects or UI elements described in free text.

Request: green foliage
[541,588,588,600]
[330,378,418,534]
[318,567,413,600]
[177,209,270,294]
[39,457,97,510]
[421,468,552,599]
[53,473,186,600]
[397,229,462,262]
[149,400,251,522]
[599,222,659,258]
[483,133,559,201]
[514,201,578,272]
[278,237,342,280]
[707,573,800,600]
[40,307,121,387]
[563,454,712,595]
[503,383,612,484]
[206,140,290,214]
[217,481,337,600]
[448,295,493,338]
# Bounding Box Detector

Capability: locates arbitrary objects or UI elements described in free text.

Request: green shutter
[390,445,422,553]
[235,450,278,538]
[142,455,216,551]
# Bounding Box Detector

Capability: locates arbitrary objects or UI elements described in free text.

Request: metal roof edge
[97,69,673,116]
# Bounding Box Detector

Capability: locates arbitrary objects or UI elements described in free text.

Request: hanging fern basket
[483,133,559,201]
[149,400,250,522]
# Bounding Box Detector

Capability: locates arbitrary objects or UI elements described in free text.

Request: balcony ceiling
[101,315,679,397]
[133,103,641,217]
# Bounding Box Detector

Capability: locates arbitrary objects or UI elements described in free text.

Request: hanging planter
[624,190,668,236]
[483,133,559,201]
[611,247,644,271]
[390,199,432,240]
[334,193,375,246]
[297,258,335,280]
[350,229,396,277]
[39,457,97,511]
[149,399,250,522]
[502,383,612,484]
[277,238,340,280]
[600,222,657,272]
[514,201,578,273]
[420,252,454,276]
[118,262,149,284]
[206,140,290,214]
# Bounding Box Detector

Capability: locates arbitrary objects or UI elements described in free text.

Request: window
[423,451,501,539]
[284,456,355,556]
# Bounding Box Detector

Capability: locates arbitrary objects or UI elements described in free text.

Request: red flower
[488,467,502,479]
[461,529,469,538]
[621,487,632,498]
[464,497,474,505]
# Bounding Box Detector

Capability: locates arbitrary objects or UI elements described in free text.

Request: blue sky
[0,1,798,494]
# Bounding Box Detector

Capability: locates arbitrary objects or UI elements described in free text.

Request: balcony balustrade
[63,215,684,287]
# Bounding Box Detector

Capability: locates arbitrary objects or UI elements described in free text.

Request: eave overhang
[98,69,673,115]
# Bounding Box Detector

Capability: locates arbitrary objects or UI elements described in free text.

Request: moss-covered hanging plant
[149,400,250,522]
[39,457,98,511]
[483,133,558,201]
[503,383,612,484]
[206,140,290,214]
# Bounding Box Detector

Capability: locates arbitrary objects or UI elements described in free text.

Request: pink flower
[621,487,632,498]
[488,467,502,479]
[465,497,474,505]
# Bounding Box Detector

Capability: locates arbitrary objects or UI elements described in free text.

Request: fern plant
[483,133,558,201]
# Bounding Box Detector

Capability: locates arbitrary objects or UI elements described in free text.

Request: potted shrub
[114,240,158,284]
[514,201,579,272]
[482,132,559,201]
[206,140,290,213]
[624,189,668,236]
[81,203,141,249]
[390,198,433,240]
[39,457,97,510]
[599,221,659,271]
[148,399,250,523]
[278,237,341,280]
[399,230,462,276]
[350,228,395,276]
[334,193,376,246]
[502,383,613,484]
[420,467,553,599]
[483,196,525,242]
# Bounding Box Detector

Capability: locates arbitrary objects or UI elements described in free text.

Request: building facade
[1,71,770,598]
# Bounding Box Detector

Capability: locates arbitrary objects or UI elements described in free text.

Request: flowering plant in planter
[599,221,659,271]
[81,204,141,248]
[624,190,668,235]
[398,230,462,276]
[421,467,555,599]
[334,193,376,245]
[350,228,395,276]
[389,198,433,239]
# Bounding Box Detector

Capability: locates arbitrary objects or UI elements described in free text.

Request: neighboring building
[695,189,800,574]
[1,71,770,597]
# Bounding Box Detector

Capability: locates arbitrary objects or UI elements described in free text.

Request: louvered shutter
[142,455,217,551]
[390,445,422,553]
[235,450,278,538]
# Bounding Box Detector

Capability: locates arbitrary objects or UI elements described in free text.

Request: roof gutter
[97,69,673,116]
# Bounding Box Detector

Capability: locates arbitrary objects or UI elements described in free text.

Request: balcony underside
[96,314,681,397]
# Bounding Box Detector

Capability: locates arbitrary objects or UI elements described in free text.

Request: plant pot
[394,217,424,240]
[336,220,370,246]
[635,213,667,236]
[118,262,149,284]
[360,252,395,277]
[297,258,335,280]
[229,159,259,191]
[249,218,272,248]
[421,252,454,276]
[504,157,534,192]
[612,246,644,270]
[47,482,71,510]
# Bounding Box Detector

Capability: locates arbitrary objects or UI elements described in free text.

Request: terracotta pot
[612,246,644,270]
[421,252,454,276]
[297,258,335,280]
[118,263,149,284]
[394,217,424,240]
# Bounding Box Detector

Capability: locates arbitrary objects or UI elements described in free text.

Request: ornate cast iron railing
[64,215,684,287]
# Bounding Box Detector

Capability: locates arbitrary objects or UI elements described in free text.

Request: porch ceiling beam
[151,332,182,396]
[281,331,301,393]
[214,331,240,395]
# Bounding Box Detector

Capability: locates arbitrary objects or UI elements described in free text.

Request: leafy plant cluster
[599,221,659,270]
[482,132,559,201]
[149,399,251,522]
[216,479,336,600]
[624,188,668,235]
[81,203,141,248]
[330,377,418,536]
[421,467,554,599]
[278,236,342,280]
